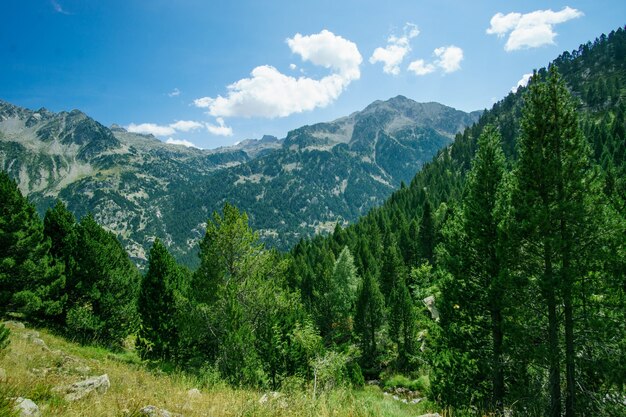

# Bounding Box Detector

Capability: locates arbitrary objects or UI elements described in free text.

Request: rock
[74,365,91,375]
[422,295,440,321]
[417,414,441,417]
[14,397,41,417]
[0,367,6,382]
[187,388,201,397]
[4,320,25,329]
[31,337,49,351]
[411,397,424,404]
[139,405,183,417]
[259,391,282,405]
[21,331,40,339]
[54,374,110,401]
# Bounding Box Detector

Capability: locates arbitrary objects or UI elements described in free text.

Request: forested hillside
[288,26,626,415]
[0,97,478,266]
[1,25,624,417]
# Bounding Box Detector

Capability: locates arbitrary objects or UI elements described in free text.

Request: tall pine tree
[137,239,187,360]
[511,66,598,417]
[0,172,65,321]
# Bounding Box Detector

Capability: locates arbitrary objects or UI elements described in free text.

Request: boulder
[14,397,41,417]
[187,388,201,397]
[54,374,110,401]
[417,414,441,417]
[422,295,440,321]
[139,405,183,417]
[4,320,25,329]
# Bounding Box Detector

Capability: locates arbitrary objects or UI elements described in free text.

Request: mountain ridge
[0,96,480,265]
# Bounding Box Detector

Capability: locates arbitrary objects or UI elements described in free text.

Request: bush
[383,373,429,393]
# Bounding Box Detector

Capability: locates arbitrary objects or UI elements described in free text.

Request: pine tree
[463,125,508,411]
[388,273,416,371]
[354,271,385,375]
[0,172,65,321]
[380,240,406,301]
[323,246,359,344]
[512,66,597,417]
[137,239,186,360]
[68,214,140,347]
[418,199,435,265]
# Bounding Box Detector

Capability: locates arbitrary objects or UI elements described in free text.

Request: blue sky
[2,1,624,149]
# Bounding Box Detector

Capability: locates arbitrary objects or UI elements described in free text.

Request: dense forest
[1,27,625,416]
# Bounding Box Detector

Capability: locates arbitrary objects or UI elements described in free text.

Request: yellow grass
[0,322,443,416]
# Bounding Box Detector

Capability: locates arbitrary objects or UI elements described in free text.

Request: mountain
[0,96,480,265]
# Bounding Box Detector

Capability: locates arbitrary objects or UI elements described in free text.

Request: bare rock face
[54,374,110,401]
[14,397,41,417]
[422,295,440,321]
[139,405,183,417]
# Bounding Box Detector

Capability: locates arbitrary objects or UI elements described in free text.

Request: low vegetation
[0,322,440,416]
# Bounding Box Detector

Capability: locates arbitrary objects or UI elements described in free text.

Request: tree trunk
[491,305,505,414]
[545,242,562,417]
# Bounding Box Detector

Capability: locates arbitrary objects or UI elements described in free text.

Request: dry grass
[0,322,442,416]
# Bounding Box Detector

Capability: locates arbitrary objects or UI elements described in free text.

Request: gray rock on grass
[14,397,41,417]
[54,374,110,401]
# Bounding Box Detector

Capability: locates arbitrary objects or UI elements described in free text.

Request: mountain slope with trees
[0,24,623,417]
[287,26,626,415]
[0,97,479,265]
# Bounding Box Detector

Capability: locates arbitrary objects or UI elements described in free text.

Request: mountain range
[0,96,480,265]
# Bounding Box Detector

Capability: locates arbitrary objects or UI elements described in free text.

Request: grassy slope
[0,322,442,417]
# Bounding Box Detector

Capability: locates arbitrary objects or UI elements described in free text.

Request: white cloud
[407,59,435,76]
[487,7,583,51]
[289,63,297,70]
[370,23,420,75]
[169,120,203,132]
[511,72,533,93]
[168,88,181,97]
[407,45,463,76]
[433,45,463,73]
[126,120,204,136]
[206,118,233,136]
[193,30,362,119]
[127,123,176,136]
[166,138,199,148]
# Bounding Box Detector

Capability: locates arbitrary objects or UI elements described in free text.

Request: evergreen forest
[1,26,625,417]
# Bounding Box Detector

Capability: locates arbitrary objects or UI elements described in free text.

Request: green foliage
[68,214,141,347]
[0,171,66,321]
[383,374,429,393]
[433,125,507,411]
[321,246,360,344]
[354,271,385,377]
[180,203,318,388]
[0,323,10,353]
[137,238,188,360]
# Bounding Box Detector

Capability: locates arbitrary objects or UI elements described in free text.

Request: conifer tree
[380,240,406,301]
[418,199,435,264]
[389,273,416,371]
[68,214,140,347]
[354,271,385,376]
[512,66,598,417]
[0,172,65,321]
[137,239,186,360]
